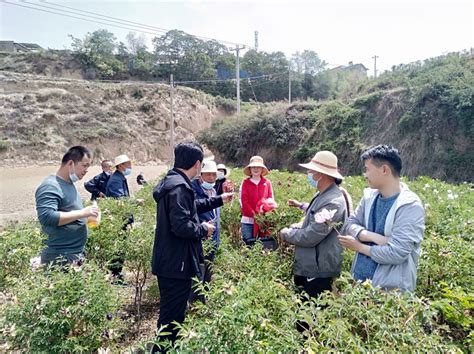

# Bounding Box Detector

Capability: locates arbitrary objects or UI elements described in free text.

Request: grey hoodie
[284,184,348,278]
[344,184,425,292]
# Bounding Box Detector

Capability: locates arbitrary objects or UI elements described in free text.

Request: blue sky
[1,0,472,74]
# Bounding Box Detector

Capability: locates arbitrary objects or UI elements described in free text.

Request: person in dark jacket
[105,155,132,198]
[105,154,134,282]
[151,142,233,351]
[214,163,228,195]
[190,160,221,303]
[136,172,147,186]
[84,159,113,200]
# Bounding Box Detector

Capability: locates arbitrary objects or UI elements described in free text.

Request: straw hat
[216,163,229,176]
[201,160,218,174]
[114,154,131,167]
[299,151,343,180]
[243,156,269,176]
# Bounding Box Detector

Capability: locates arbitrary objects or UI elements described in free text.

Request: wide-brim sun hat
[201,160,218,174]
[243,155,269,176]
[299,151,344,180]
[216,163,229,176]
[114,154,131,167]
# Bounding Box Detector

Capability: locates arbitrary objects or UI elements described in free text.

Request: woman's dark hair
[361,145,402,177]
[174,141,204,170]
[61,146,91,165]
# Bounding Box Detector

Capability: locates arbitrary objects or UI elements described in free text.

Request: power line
[2,0,247,47]
[174,73,286,85]
[2,0,165,37]
[41,0,245,46]
[24,0,169,35]
[39,0,171,34]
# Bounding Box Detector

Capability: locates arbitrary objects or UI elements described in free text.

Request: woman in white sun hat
[239,155,274,244]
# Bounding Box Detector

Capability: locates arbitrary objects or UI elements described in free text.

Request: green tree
[69,29,124,78]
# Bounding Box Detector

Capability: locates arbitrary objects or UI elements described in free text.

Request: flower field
[0,170,472,352]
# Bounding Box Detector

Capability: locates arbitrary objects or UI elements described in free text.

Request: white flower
[314,209,337,223]
[29,256,42,271]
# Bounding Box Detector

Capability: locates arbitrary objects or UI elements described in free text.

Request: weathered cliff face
[0,71,220,166]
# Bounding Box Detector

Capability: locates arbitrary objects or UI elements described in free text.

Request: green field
[1,170,472,352]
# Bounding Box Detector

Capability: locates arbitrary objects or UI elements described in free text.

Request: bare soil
[0,164,168,226]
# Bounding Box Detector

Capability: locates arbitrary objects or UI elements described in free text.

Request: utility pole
[169,74,174,168]
[230,45,246,114]
[288,63,292,104]
[372,55,379,78]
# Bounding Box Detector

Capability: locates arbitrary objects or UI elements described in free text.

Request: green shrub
[0,222,43,290]
[302,274,461,352]
[0,263,123,353]
[131,88,144,100]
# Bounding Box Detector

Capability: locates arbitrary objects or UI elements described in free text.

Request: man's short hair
[101,159,112,168]
[61,146,91,165]
[174,141,204,170]
[361,145,402,177]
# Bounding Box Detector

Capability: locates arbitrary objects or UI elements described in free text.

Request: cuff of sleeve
[349,225,365,239]
[51,211,61,226]
[284,228,297,242]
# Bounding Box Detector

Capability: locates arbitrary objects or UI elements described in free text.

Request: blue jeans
[241,223,254,243]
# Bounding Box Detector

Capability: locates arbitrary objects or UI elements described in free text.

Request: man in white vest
[338,145,425,292]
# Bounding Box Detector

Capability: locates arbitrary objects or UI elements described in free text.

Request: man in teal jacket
[35,146,98,266]
[339,145,425,292]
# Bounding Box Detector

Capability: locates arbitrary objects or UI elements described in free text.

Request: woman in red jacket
[239,156,274,244]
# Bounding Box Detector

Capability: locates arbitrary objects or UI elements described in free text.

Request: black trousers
[294,275,333,298]
[189,251,216,303]
[294,275,333,334]
[154,276,192,351]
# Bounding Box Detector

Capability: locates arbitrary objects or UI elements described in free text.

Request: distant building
[0,41,43,53]
[329,62,369,77]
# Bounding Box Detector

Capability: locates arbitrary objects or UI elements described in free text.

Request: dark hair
[101,159,112,167]
[361,145,402,177]
[174,141,204,170]
[61,146,91,165]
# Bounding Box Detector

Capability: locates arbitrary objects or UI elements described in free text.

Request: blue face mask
[69,163,79,183]
[307,173,320,189]
[124,168,132,176]
[201,181,215,190]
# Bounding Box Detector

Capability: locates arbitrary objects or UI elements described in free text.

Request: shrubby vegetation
[199,52,474,182]
[62,28,363,102]
[0,171,472,351]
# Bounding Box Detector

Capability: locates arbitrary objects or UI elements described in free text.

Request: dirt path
[0,165,168,226]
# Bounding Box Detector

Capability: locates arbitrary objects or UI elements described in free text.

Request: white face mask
[201,181,216,190]
[69,162,79,183]
[217,172,225,180]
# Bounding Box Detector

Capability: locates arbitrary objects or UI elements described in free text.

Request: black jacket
[84,171,110,200]
[214,178,226,195]
[151,169,223,279]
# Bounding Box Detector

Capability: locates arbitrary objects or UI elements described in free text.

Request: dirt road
[0,165,168,226]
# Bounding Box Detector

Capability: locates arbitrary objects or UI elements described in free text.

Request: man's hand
[98,192,105,198]
[202,221,216,238]
[221,192,234,203]
[83,205,99,218]
[338,235,372,256]
[136,198,145,206]
[287,199,301,208]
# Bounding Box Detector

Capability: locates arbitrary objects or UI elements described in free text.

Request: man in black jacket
[84,159,113,200]
[152,141,233,350]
